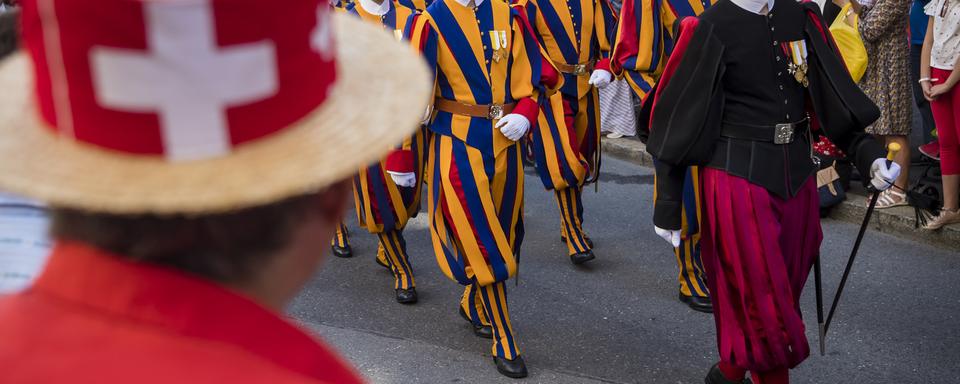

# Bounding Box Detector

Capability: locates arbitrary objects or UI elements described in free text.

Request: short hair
[50,194,318,283]
[0,8,18,59]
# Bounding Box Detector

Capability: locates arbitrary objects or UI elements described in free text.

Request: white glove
[387,171,417,188]
[655,226,681,248]
[496,113,531,141]
[588,69,613,88]
[869,158,901,191]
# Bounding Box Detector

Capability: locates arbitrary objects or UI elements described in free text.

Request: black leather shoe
[680,293,714,313]
[458,307,493,339]
[705,363,752,384]
[395,288,418,304]
[570,250,596,265]
[331,245,353,258]
[494,355,528,379]
[560,236,594,248]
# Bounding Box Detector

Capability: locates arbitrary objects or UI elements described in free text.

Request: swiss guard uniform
[640,0,900,383]
[514,0,617,264]
[612,0,715,312]
[406,0,543,377]
[338,0,427,305]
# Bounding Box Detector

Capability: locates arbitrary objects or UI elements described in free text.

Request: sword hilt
[886,142,901,161]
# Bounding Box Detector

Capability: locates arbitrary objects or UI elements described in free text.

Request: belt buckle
[488,104,504,120]
[574,64,588,76]
[774,123,794,145]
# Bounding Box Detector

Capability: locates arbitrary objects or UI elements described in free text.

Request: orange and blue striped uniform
[613,0,713,299]
[515,0,617,257]
[336,0,427,292]
[511,3,588,195]
[408,0,543,360]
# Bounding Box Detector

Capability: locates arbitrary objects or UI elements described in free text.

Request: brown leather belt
[554,60,595,76]
[434,98,516,120]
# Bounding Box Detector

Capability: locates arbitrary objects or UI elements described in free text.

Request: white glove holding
[869,158,901,192]
[655,226,682,248]
[496,113,531,141]
[588,69,613,88]
[387,171,417,188]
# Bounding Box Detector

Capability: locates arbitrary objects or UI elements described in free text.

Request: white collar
[359,0,391,16]
[730,0,776,14]
[454,0,486,8]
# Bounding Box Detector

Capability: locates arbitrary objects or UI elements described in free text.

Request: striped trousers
[376,230,415,289]
[460,281,520,360]
[332,221,351,250]
[677,167,709,298]
[426,133,524,359]
[557,90,601,256]
[655,166,710,299]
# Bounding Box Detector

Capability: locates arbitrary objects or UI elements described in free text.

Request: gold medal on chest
[786,40,809,88]
[489,30,508,63]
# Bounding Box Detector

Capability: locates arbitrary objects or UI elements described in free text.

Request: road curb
[601,137,960,252]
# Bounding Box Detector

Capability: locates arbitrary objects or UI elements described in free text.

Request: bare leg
[885,135,910,191]
[943,174,959,211]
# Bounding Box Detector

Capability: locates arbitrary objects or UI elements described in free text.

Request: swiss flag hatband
[21,0,338,161]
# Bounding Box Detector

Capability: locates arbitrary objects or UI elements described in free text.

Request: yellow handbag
[829,2,868,82]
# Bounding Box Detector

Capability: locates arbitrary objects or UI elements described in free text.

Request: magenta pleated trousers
[700,167,822,372]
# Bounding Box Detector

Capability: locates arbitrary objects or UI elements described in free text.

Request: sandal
[923,208,960,230]
[875,189,908,209]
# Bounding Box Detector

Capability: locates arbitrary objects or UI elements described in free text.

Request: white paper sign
[0,193,51,294]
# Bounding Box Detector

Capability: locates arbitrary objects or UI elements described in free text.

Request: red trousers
[931,68,960,175]
[701,168,822,373]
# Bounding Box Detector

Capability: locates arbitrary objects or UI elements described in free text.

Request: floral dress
[859,0,914,136]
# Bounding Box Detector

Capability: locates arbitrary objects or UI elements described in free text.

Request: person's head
[49,181,352,309]
[0,0,430,308]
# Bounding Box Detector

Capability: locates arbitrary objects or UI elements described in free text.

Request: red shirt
[0,242,365,384]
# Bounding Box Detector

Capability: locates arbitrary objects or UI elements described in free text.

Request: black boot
[458,307,493,339]
[331,244,353,258]
[494,355,528,379]
[570,250,596,265]
[705,363,752,384]
[680,293,714,313]
[395,288,418,304]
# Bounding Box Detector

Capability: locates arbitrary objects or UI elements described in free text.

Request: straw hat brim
[0,13,432,215]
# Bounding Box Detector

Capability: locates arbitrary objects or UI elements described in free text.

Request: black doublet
[642,0,886,230]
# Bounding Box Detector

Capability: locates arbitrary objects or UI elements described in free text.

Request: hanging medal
[788,40,809,88]
[490,30,508,63]
[394,29,403,41]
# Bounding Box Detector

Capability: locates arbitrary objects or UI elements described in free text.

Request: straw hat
[0,0,431,214]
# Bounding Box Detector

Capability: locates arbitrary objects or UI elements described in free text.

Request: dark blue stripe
[490,283,518,357]
[433,138,471,284]
[682,167,699,235]
[498,143,519,237]
[451,140,509,281]
[535,0,581,65]
[368,164,398,232]
[431,1,492,103]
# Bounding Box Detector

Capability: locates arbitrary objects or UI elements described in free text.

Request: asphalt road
[289,155,960,384]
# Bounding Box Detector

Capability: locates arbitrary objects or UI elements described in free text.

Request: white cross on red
[90,1,279,161]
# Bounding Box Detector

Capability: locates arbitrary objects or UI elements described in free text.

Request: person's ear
[313,179,352,223]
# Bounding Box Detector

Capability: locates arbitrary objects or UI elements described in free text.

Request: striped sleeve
[510,9,545,124]
[612,0,663,100]
[594,0,618,60]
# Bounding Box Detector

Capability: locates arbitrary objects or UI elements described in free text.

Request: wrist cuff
[385,150,414,173]
[514,98,540,126]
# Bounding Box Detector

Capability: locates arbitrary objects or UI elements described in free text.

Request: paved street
[290,155,960,384]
